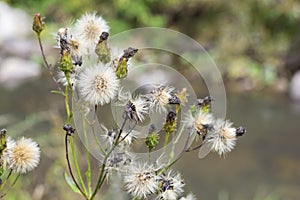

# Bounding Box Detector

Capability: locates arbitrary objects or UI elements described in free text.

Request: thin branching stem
[185,143,204,152]
[65,133,88,199]
[36,34,63,94]
[115,115,128,144]
[117,121,137,144]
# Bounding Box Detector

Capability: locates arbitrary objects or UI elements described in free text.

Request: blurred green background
[0,0,300,199]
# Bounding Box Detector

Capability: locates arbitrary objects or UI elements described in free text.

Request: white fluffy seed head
[149,85,174,113]
[206,119,237,156]
[123,162,158,199]
[157,170,185,200]
[73,12,109,54]
[9,137,40,174]
[184,110,214,135]
[78,63,119,106]
[128,96,149,122]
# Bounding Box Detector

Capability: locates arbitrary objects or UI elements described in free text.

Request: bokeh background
[0,0,300,199]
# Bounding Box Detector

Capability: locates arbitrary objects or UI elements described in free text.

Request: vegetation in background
[5,0,300,90]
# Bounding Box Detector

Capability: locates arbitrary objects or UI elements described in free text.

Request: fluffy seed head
[125,96,149,122]
[185,110,214,135]
[123,162,158,199]
[149,85,175,113]
[9,137,40,174]
[78,63,119,106]
[157,170,185,200]
[73,12,109,54]
[206,119,237,156]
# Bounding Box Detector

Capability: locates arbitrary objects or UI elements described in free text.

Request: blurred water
[0,77,299,199]
[177,92,300,200]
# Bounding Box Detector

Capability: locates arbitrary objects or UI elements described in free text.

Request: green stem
[70,136,88,196]
[0,173,20,198]
[82,118,92,197]
[36,33,63,93]
[163,132,171,148]
[90,143,118,199]
[0,169,13,191]
[65,133,87,199]
[65,86,72,123]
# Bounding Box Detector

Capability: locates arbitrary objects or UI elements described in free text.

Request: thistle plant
[0,129,40,198]
[33,12,246,200]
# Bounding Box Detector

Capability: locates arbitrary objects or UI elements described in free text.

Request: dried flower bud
[236,126,246,137]
[32,13,45,35]
[122,47,138,59]
[99,32,109,43]
[168,94,181,105]
[63,124,76,135]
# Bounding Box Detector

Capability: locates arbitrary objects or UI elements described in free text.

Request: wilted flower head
[78,63,119,106]
[56,27,83,66]
[123,162,158,199]
[125,96,149,122]
[205,119,237,156]
[157,170,185,200]
[185,110,214,135]
[149,85,175,113]
[73,12,109,54]
[106,150,133,179]
[9,137,40,174]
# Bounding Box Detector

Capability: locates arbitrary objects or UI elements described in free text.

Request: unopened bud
[60,50,73,79]
[0,129,7,154]
[197,96,212,113]
[95,32,111,64]
[116,58,128,79]
[145,132,159,151]
[163,110,177,134]
[32,13,45,35]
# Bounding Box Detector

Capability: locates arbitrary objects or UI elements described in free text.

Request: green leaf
[50,90,65,95]
[64,172,81,194]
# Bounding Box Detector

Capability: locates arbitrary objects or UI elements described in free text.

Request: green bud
[60,50,73,84]
[32,13,45,35]
[0,129,7,155]
[95,32,111,64]
[163,111,177,134]
[197,96,212,113]
[116,58,128,79]
[145,132,159,151]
